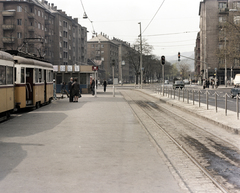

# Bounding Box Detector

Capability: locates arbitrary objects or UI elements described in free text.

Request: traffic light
[161,55,165,65]
[178,52,180,61]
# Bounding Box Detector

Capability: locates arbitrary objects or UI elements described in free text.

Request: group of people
[203,78,219,89]
[68,77,81,102]
[58,77,108,101]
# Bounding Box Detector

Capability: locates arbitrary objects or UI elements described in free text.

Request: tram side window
[50,70,53,82]
[46,70,50,82]
[6,66,13,84]
[35,68,38,83]
[39,69,42,83]
[21,68,25,83]
[0,66,6,85]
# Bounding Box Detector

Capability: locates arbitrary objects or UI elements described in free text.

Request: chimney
[51,3,54,9]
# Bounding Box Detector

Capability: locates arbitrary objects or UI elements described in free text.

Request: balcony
[2,37,15,44]
[27,13,35,19]
[219,8,229,14]
[2,24,15,30]
[2,11,15,17]
[28,26,35,31]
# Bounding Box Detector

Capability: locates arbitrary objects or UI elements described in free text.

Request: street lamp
[121,60,125,86]
[138,22,143,89]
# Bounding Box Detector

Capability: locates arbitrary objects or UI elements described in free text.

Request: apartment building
[87,33,119,82]
[0,0,91,91]
[199,0,240,84]
[112,37,135,83]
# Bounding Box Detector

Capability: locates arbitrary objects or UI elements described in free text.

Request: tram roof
[0,51,14,61]
[13,56,53,68]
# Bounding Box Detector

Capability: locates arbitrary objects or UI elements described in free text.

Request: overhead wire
[142,0,166,35]
[80,0,96,35]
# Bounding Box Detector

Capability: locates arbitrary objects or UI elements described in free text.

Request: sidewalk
[0,90,182,193]
[139,87,240,135]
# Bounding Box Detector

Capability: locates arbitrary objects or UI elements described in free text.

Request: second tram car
[0,51,14,119]
[13,54,53,109]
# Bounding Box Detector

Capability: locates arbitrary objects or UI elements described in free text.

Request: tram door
[26,68,33,105]
[44,70,46,102]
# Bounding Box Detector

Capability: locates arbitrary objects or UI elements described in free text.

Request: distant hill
[166,51,195,72]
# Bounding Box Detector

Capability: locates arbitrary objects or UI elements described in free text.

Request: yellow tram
[13,53,53,109]
[0,51,14,119]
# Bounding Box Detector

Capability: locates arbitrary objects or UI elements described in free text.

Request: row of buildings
[0,0,135,93]
[196,0,240,85]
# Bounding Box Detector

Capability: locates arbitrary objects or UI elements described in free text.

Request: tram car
[0,51,15,120]
[9,50,54,110]
[0,50,53,120]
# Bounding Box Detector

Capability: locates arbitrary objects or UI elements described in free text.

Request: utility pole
[138,22,143,89]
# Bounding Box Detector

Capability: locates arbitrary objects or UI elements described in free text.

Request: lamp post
[112,59,115,97]
[121,60,125,86]
[138,22,143,89]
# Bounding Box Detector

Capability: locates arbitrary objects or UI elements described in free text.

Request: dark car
[231,87,240,98]
[173,80,185,89]
[107,79,113,84]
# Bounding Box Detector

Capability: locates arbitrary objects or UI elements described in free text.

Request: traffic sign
[92,66,98,71]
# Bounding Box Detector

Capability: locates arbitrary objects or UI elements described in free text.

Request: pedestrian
[61,82,68,98]
[53,79,57,100]
[211,79,215,89]
[68,77,73,102]
[71,78,80,102]
[91,78,95,95]
[103,79,107,92]
[203,79,206,89]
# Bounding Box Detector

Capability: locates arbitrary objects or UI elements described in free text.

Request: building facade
[87,33,135,83]
[87,33,119,82]
[198,0,240,84]
[0,0,91,92]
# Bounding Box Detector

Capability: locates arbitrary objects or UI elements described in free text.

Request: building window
[17,32,22,39]
[38,23,41,29]
[17,6,22,12]
[219,16,226,23]
[233,2,240,9]
[219,2,227,9]
[234,58,240,66]
[63,52,68,59]
[234,16,240,24]
[17,19,22,25]
[59,21,62,26]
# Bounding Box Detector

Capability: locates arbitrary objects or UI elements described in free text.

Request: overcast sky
[49,0,201,59]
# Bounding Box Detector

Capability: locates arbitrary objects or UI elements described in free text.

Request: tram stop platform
[0,88,182,193]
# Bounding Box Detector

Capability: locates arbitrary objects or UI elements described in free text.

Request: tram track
[121,89,240,193]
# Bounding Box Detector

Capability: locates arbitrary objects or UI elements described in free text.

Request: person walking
[53,79,57,100]
[68,77,73,102]
[91,78,95,95]
[71,78,80,102]
[103,79,107,92]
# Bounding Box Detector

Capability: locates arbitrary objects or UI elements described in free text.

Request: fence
[151,85,240,120]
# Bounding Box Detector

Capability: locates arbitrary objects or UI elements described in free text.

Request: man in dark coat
[68,77,73,102]
[91,78,95,95]
[103,80,107,92]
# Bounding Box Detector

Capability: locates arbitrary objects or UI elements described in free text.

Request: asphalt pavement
[0,89,182,193]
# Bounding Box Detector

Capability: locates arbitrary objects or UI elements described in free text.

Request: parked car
[231,86,240,98]
[183,79,190,84]
[107,79,113,84]
[173,80,185,89]
[164,80,169,84]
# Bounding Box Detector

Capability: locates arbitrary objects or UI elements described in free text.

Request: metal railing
[151,84,239,120]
